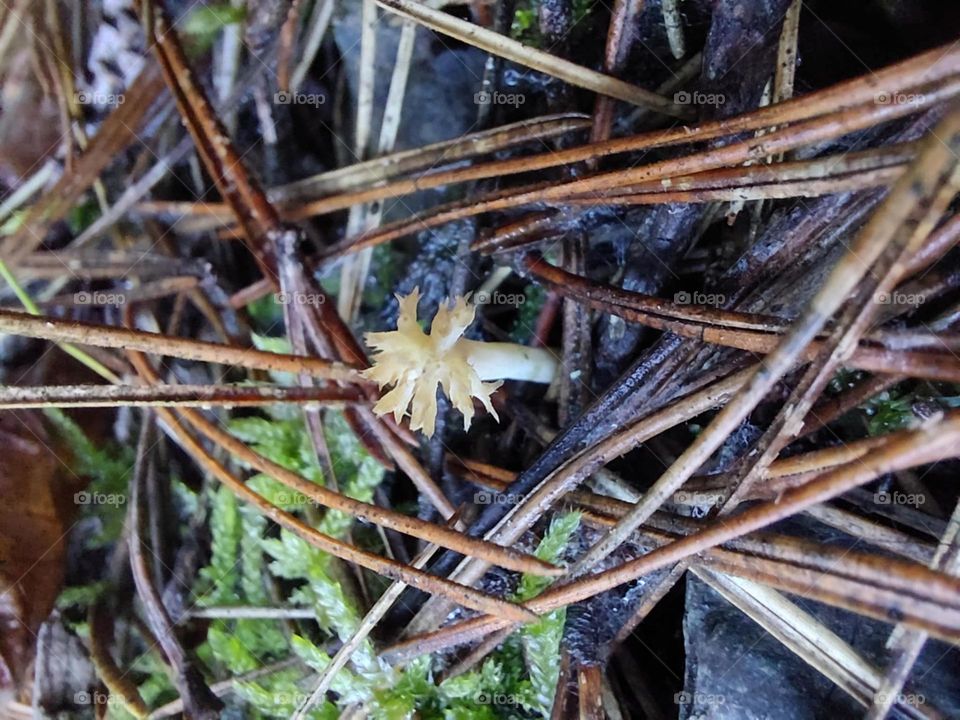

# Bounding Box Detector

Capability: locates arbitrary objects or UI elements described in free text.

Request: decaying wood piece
[569,108,960,574]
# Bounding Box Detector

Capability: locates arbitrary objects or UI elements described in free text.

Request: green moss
[510,283,547,343]
[511,0,595,47]
[511,4,540,42]
[189,404,575,718]
[247,293,285,329]
[66,199,100,234]
[862,388,916,436]
[183,3,246,51]
[46,408,134,545]
[513,512,580,717]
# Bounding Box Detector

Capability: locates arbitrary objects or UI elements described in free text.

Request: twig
[154,402,540,623]
[578,665,604,720]
[142,114,589,228]
[0,159,56,226]
[590,0,643,142]
[526,256,960,382]
[184,606,317,620]
[290,0,335,91]
[661,0,685,60]
[318,78,960,258]
[694,570,933,719]
[276,0,304,91]
[0,261,120,383]
[773,0,802,106]
[0,383,365,409]
[0,308,362,380]
[336,0,380,320]
[128,417,223,719]
[543,411,960,610]
[146,43,960,238]
[421,366,752,627]
[147,0,280,277]
[0,61,168,262]
[88,598,150,718]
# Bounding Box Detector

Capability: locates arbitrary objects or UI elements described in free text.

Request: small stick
[431,367,752,616]
[578,665,605,720]
[318,77,960,258]
[590,0,643,143]
[290,0,335,91]
[694,571,936,718]
[0,308,362,380]
[184,607,319,620]
[88,599,150,718]
[122,345,542,623]
[865,500,960,720]
[128,417,223,719]
[540,411,960,612]
[0,383,365,409]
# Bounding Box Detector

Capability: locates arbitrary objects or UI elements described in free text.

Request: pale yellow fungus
[363,288,558,437]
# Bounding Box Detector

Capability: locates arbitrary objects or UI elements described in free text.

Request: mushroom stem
[461,340,558,383]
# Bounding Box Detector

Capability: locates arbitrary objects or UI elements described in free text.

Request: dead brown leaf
[0,410,76,697]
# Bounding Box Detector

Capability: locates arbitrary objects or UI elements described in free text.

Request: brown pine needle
[374,0,689,117]
[0,309,362,381]
[0,384,365,409]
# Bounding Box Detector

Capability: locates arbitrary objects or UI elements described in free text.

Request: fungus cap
[363,289,501,437]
